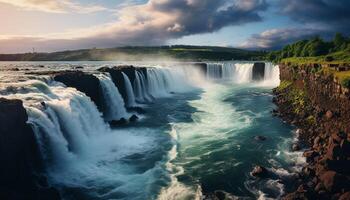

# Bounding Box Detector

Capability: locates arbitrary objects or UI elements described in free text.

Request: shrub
[325,55,334,62]
[341,77,350,88]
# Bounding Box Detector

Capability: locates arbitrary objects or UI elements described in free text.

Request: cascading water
[0,61,293,200]
[262,62,281,86]
[205,62,279,85]
[134,71,150,103]
[95,73,128,120]
[146,67,193,98]
[121,72,136,107]
[207,63,223,79]
[232,63,254,83]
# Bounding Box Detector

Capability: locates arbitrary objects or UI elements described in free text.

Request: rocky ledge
[0,98,60,200]
[273,63,350,200]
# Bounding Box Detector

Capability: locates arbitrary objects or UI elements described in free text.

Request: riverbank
[273,63,350,199]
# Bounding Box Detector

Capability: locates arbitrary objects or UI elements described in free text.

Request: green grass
[276,80,292,92]
[170,48,212,52]
[281,50,350,65]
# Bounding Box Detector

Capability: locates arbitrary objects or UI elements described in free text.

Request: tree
[333,33,346,51]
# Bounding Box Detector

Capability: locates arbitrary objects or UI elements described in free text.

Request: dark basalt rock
[252,62,265,81]
[109,118,128,126]
[254,135,267,141]
[53,71,103,111]
[129,115,139,122]
[292,143,301,151]
[250,165,269,177]
[0,98,61,200]
[127,106,146,114]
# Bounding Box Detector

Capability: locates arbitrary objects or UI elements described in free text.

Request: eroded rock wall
[273,63,350,200]
[0,98,60,200]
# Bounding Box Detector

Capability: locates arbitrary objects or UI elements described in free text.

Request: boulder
[254,135,267,141]
[325,110,333,119]
[292,143,301,151]
[250,165,268,177]
[319,171,346,192]
[339,192,350,200]
[303,150,319,162]
[129,115,139,122]
[109,118,128,126]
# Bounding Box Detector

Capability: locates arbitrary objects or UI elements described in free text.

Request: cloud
[240,0,350,50]
[279,0,350,33]
[0,0,268,53]
[239,28,331,50]
[0,0,107,13]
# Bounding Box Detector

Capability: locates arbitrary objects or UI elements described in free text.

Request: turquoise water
[0,62,304,199]
[136,82,302,199]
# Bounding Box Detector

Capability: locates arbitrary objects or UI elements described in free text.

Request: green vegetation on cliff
[0,45,265,61]
[267,33,350,64]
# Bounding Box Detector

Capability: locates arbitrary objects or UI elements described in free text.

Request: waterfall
[8,81,111,165]
[95,74,128,120]
[232,63,254,83]
[134,71,145,103]
[146,67,191,98]
[139,71,153,102]
[261,63,280,86]
[207,63,222,79]
[205,62,277,84]
[147,68,169,97]
[121,72,136,107]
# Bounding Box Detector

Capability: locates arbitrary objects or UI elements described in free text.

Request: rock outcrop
[0,98,60,200]
[53,71,103,111]
[252,62,265,81]
[273,63,350,199]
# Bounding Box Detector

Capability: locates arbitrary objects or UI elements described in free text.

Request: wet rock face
[250,165,269,177]
[252,62,265,81]
[0,98,60,200]
[54,71,103,110]
[193,63,207,76]
[274,63,350,199]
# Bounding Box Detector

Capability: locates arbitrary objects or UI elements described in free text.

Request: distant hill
[0,45,265,61]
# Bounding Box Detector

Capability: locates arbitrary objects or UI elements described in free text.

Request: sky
[0,0,349,53]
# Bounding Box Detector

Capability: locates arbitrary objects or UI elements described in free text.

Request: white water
[206,62,279,86]
[95,73,128,120]
[146,67,195,98]
[134,71,144,103]
[1,79,164,199]
[207,63,223,79]
[0,61,285,200]
[122,72,136,107]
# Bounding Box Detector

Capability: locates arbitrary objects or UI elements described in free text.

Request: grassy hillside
[267,33,350,65]
[267,33,350,88]
[0,45,265,61]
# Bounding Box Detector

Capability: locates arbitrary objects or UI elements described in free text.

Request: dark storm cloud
[241,0,350,49]
[240,28,332,50]
[280,0,350,32]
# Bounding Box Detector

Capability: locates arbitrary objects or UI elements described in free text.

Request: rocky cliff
[273,63,350,200]
[53,71,103,111]
[0,98,60,200]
